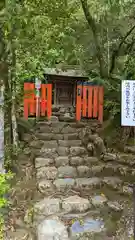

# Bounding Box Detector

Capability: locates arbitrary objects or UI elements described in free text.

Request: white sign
[121,80,135,126]
[35,78,41,90]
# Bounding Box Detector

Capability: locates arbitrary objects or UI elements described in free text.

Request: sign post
[35,78,41,118]
[121,80,135,239]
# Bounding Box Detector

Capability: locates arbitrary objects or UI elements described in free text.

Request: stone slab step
[37,175,123,192]
[58,140,82,147]
[62,195,91,213]
[102,153,135,166]
[103,177,122,189]
[35,157,54,168]
[42,140,58,148]
[70,147,87,156]
[53,178,75,191]
[36,166,58,180]
[70,156,99,166]
[53,178,103,191]
[34,195,93,217]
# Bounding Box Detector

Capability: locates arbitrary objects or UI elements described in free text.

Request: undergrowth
[0,172,13,239]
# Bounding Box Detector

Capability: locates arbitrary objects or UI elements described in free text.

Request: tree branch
[80,0,104,77]
[109,25,135,75]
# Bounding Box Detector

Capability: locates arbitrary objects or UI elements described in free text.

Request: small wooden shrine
[44,67,87,106]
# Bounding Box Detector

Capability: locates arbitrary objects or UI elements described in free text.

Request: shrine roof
[44,66,86,78]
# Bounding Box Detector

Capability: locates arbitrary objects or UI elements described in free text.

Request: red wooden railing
[76,85,104,123]
[24,83,52,119]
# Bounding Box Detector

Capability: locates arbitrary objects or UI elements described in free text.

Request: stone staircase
[26,117,135,239]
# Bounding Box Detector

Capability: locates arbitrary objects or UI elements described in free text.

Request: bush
[0,172,13,239]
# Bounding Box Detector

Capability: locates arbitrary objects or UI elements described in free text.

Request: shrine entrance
[56,82,74,105]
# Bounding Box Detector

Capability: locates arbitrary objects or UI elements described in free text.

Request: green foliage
[2,0,135,128]
[0,172,13,239]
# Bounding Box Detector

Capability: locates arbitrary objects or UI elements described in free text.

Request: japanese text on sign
[121,80,135,126]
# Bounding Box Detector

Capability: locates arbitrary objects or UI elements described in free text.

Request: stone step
[36,166,58,180]
[90,163,135,178]
[53,178,101,192]
[42,140,58,149]
[36,160,128,182]
[35,194,124,239]
[102,152,135,166]
[35,157,54,168]
[70,147,87,157]
[58,140,82,147]
[124,145,135,154]
[35,156,100,169]
[35,132,80,141]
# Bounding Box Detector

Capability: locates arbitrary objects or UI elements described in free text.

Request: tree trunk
[0,79,5,173]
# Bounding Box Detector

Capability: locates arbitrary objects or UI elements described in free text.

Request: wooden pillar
[73,83,76,106]
[53,82,57,105]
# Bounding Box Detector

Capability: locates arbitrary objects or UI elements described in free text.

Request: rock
[58,166,77,178]
[55,156,69,167]
[87,143,94,154]
[102,153,117,162]
[52,105,60,112]
[91,165,105,175]
[23,147,31,155]
[52,134,63,140]
[71,122,86,128]
[61,126,75,134]
[107,201,123,212]
[89,134,99,142]
[35,158,54,168]
[60,113,75,122]
[57,147,69,156]
[119,153,135,166]
[38,180,54,193]
[54,178,75,190]
[30,140,44,148]
[6,229,33,240]
[122,185,132,195]
[62,195,91,212]
[103,177,122,189]
[70,218,105,238]
[38,126,52,133]
[84,157,99,166]
[58,140,82,147]
[43,140,58,149]
[52,127,62,134]
[75,178,101,188]
[37,218,69,240]
[50,116,59,122]
[70,157,84,166]
[64,133,78,140]
[36,166,57,180]
[94,136,106,155]
[34,198,61,216]
[78,126,92,145]
[124,146,135,154]
[104,163,120,175]
[40,147,58,158]
[70,147,87,157]
[22,133,32,142]
[91,195,107,206]
[35,133,53,140]
[77,166,90,177]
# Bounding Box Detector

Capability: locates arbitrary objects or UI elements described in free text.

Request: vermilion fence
[76,84,104,123]
[24,83,52,119]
